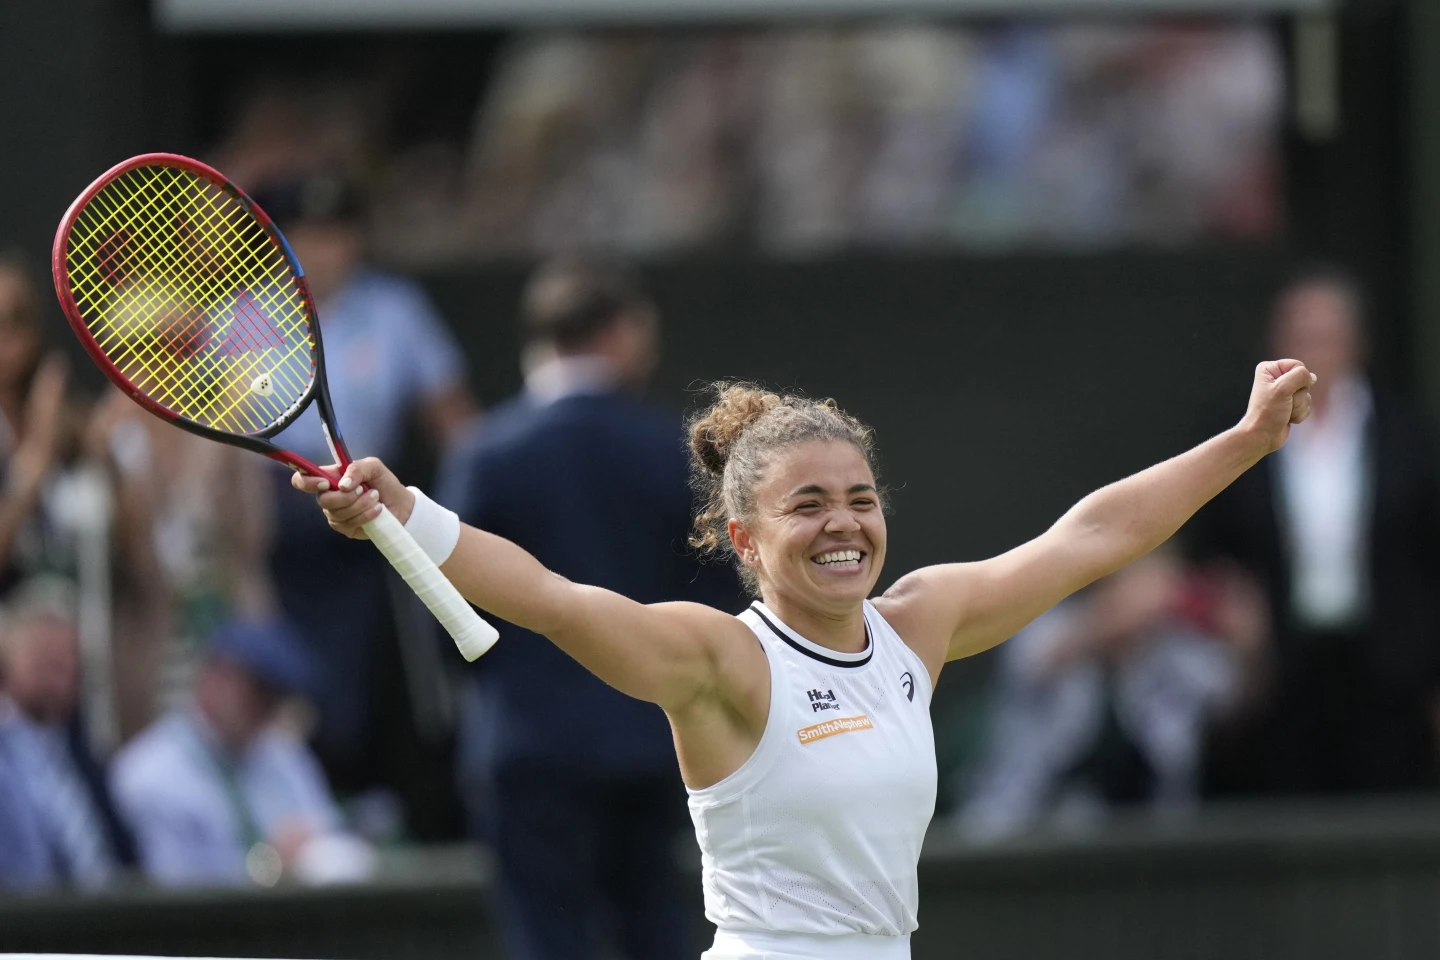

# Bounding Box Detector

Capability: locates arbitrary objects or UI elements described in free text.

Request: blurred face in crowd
[1270,280,1364,395]
[284,221,365,308]
[196,658,282,753]
[2,613,81,725]
[730,440,886,615]
[581,304,659,391]
[1087,550,1185,660]
[0,265,41,395]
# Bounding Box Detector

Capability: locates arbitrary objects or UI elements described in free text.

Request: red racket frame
[53,153,351,484]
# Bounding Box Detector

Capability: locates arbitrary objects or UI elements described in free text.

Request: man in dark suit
[1190,266,1440,795]
[439,257,741,960]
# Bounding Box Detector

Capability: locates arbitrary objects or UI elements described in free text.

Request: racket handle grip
[362,505,499,662]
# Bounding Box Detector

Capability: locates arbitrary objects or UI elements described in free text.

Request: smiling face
[728,440,886,613]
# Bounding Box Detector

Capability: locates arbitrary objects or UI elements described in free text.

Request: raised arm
[882,360,1315,675]
[292,460,748,713]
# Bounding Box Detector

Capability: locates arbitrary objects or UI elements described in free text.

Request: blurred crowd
[958,267,1440,839]
[209,21,1282,267]
[0,194,462,890]
[6,243,1440,897]
[2,19,1438,960]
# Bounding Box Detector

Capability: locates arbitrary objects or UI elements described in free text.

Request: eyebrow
[786,483,878,498]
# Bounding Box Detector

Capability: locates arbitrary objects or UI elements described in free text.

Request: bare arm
[292,461,746,713]
[882,360,1315,674]
[0,356,67,563]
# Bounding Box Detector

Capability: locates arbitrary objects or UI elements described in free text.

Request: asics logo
[901,672,915,702]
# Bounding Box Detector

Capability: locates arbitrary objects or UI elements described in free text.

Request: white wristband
[404,487,461,566]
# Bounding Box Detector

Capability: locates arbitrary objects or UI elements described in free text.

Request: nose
[824,509,861,534]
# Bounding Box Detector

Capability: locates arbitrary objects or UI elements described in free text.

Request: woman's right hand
[289,456,415,539]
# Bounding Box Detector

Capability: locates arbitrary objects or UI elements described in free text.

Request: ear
[728,518,756,565]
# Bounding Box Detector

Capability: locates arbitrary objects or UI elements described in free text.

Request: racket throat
[321,420,348,470]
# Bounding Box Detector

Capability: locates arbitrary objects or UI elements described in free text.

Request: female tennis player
[296,359,1314,960]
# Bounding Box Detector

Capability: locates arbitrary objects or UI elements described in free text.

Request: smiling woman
[294,363,1316,960]
[688,383,883,602]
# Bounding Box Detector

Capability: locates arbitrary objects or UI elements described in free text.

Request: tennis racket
[51,153,498,662]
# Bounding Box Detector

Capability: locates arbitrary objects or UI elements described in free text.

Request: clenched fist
[1240,359,1316,454]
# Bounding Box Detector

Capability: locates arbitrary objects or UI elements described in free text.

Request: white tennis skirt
[701,929,912,960]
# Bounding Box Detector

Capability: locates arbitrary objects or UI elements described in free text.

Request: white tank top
[687,600,937,957]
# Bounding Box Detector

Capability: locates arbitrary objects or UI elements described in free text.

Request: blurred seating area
[208,21,1283,266]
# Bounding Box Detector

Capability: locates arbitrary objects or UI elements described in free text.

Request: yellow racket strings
[65,165,316,435]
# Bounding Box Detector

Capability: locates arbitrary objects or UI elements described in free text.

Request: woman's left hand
[1239,359,1315,454]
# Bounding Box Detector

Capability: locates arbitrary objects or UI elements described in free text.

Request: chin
[806,572,878,604]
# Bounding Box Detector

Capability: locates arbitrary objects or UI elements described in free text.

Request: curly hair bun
[687,382,781,477]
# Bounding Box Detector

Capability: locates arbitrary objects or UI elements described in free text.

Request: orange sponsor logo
[797,714,874,745]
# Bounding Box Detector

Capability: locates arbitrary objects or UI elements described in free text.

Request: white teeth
[813,549,863,566]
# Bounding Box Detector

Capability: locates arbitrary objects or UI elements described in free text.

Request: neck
[758,592,868,653]
[1308,373,1365,422]
[525,353,621,402]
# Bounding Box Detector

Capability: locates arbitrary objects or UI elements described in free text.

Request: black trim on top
[750,603,873,669]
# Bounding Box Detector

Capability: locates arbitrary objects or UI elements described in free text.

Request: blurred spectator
[445,23,1280,261]
[255,174,478,463]
[251,175,478,809]
[110,618,372,887]
[1190,267,1440,795]
[0,577,133,889]
[960,551,1264,840]
[91,389,277,734]
[0,258,71,589]
[0,258,155,750]
[0,749,53,889]
[440,257,741,960]
[215,24,1282,265]
[210,82,381,192]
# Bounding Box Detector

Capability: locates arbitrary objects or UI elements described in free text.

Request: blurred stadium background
[4,0,1440,957]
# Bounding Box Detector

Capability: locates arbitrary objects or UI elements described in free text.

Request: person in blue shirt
[248,176,479,812]
[0,577,131,890]
[440,256,742,960]
[110,617,370,887]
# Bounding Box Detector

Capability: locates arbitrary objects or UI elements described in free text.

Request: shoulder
[550,391,678,426]
[111,716,196,799]
[476,395,541,439]
[576,394,690,461]
[438,397,546,510]
[251,729,325,777]
[452,397,542,461]
[658,600,769,725]
[658,599,757,647]
[873,567,972,680]
[503,394,685,457]
[346,270,434,309]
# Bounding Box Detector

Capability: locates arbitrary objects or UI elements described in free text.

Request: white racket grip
[362,505,499,661]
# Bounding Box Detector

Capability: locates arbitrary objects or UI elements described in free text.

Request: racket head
[52,153,343,476]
